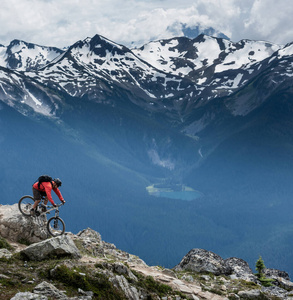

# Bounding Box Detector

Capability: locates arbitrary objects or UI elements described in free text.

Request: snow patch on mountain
[0,40,63,71]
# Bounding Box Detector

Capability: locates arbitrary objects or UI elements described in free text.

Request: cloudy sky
[1,0,293,48]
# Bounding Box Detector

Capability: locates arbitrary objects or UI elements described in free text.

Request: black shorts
[32,187,46,201]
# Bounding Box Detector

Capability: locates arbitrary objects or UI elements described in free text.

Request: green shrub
[49,265,126,299]
[134,274,172,297]
[17,238,31,246]
[255,256,266,278]
[255,256,274,287]
[0,237,13,250]
[258,277,274,287]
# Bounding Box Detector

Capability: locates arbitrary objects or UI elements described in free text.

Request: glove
[61,199,66,204]
[53,203,57,207]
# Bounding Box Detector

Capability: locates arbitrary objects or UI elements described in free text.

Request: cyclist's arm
[43,183,56,206]
[53,188,64,202]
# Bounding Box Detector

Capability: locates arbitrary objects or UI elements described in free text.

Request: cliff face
[0,203,292,300]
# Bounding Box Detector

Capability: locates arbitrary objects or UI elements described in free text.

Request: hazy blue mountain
[0,34,293,276]
[166,22,230,40]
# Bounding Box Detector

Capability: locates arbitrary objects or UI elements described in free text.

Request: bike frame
[37,202,64,218]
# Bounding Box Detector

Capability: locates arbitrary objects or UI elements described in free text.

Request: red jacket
[33,181,64,205]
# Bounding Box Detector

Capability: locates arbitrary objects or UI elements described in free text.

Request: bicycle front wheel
[47,217,65,237]
[18,195,35,216]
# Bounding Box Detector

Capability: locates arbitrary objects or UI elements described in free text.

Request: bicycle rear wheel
[18,195,35,216]
[47,217,65,237]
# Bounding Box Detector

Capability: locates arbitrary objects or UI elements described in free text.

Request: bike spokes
[18,196,35,216]
[47,217,65,237]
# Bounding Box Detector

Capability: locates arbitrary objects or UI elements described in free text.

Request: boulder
[0,248,13,259]
[109,275,140,300]
[224,257,257,282]
[237,289,265,299]
[174,248,232,275]
[33,281,67,299]
[77,227,102,243]
[74,227,103,256]
[0,204,46,244]
[112,262,138,281]
[264,268,290,281]
[262,285,291,299]
[262,268,293,291]
[10,292,48,300]
[21,235,81,261]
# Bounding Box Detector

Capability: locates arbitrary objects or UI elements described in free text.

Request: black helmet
[53,178,62,187]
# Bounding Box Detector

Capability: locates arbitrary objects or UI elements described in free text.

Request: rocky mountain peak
[0,39,63,72]
[1,203,293,299]
[65,34,132,63]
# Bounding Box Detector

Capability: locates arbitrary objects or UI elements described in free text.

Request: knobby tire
[18,195,35,216]
[47,216,65,237]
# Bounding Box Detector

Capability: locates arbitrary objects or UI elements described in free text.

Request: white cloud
[243,0,293,44]
[0,0,292,48]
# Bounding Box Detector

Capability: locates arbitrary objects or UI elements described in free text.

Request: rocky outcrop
[174,248,232,275]
[263,268,293,292]
[11,281,93,299]
[0,203,46,243]
[33,281,68,299]
[264,268,290,281]
[21,235,81,261]
[224,257,257,282]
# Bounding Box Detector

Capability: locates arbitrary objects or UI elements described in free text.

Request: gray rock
[10,292,48,299]
[264,268,290,281]
[238,289,267,299]
[112,262,138,281]
[78,287,94,297]
[109,274,140,300]
[77,227,102,243]
[0,248,12,259]
[181,274,194,282]
[74,227,103,257]
[262,285,290,299]
[21,235,81,261]
[174,248,232,275]
[225,257,257,282]
[0,203,46,244]
[33,281,67,299]
[262,268,293,291]
[270,276,293,291]
[200,275,211,281]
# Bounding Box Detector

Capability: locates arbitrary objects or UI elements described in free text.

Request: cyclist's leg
[43,196,49,205]
[41,196,49,212]
[31,188,42,213]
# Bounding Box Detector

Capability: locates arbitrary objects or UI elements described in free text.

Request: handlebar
[43,202,64,209]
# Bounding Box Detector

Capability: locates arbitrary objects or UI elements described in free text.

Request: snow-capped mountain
[1,34,293,136]
[0,39,63,71]
[4,33,291,124]
[27,34,194,112]
[132,35,280,81]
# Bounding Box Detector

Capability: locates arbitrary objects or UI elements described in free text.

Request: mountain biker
[31,178,65,216]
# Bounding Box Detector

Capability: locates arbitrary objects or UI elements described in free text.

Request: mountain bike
[18,195,65,237]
